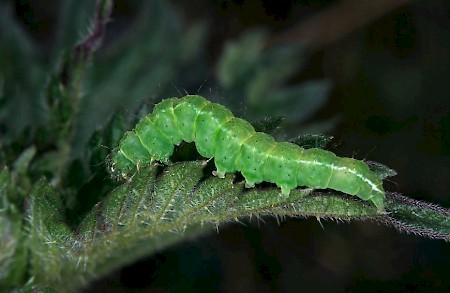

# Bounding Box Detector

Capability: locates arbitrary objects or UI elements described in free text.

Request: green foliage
[217,30,331,122]
[365,161,398,180]
[0,169,26,289]
[21,162,361,291]
[289,134,334,149]
[216,30,336,137]
[384,193,450,240]
[0,0,448,292]
[16,162,450,292]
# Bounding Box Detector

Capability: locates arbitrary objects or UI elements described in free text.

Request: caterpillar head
[106,150,135,180]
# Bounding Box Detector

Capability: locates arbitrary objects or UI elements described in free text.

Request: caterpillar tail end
[370,195,386,214]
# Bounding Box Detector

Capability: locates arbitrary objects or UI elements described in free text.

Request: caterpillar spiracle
[106,95,386,211]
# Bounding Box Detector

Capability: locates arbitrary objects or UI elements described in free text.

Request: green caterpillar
[107,95,385,211]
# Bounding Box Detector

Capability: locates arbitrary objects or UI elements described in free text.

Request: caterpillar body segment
[107,95,386,211]
[195,103,234,158]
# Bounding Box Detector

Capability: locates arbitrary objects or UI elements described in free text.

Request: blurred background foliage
[0,0,448,292]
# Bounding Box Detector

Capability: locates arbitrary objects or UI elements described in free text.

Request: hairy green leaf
[383,193,450,241]
[365,161,398,179]
[26,160,390,291]
[0,169,27,289]
[289,134,334,149]
[252,116,285,135]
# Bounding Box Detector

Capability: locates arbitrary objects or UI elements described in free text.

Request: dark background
[10,0,449,292]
